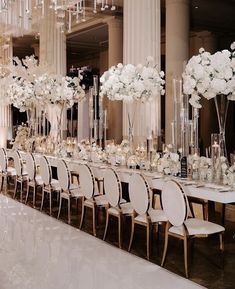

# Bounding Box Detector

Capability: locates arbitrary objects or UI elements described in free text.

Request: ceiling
[13,0,235,62]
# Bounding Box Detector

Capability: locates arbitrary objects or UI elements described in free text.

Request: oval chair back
[129,173,150,215]
[57,159,71,191]
[25,153,36,181]
[12,150,23,176]
[103,168,121,207]
[78,164,95,199]
[40,156,52,186]
[161,180,188,227]
[0,148,7,172]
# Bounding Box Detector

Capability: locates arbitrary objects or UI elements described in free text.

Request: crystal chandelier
[0,0,32,34]
[35,0,117,33]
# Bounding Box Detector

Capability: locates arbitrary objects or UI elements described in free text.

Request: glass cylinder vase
[214,94,229,158]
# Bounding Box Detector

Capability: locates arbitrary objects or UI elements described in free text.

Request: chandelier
[35,0,117,33]
[0,0,32,36]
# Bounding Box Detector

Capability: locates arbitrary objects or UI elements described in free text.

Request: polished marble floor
[0,194,206,289]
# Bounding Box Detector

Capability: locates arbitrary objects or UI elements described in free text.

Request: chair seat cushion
[108,202,134,216]
[148,208,168,223]
[120,202,134,215]
[94,195,109,206]
[70,184,83,198]
[134,209,167,224]
[7,167,16,176]
[169,218,225,236]
[35,175,43,186]
[50,179,61,191]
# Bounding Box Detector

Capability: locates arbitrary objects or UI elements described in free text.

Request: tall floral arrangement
[6,55,85,111]
[182,42,235,108]
[7,78,34,112]
[35,74,85,108]
[100,56,165,102]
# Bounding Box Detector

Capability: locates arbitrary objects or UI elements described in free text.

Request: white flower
[231,42,235,50]
[183,43,235,108]
[100,57,165,103]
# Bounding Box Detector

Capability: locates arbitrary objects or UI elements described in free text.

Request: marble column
[0,37,13,148]
[39,0,67,137]
[107,17,123,144]
[165,0,189,144]
[123,0,161,144]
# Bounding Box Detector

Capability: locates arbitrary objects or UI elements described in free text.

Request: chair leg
[33,186,36,208]
[118,214,122,249]
[68,198,71,224]
[103,210,109,241]
[128,218,135,252]
[25,185,30,205]
[161,222,170,267]
[40,190,45,211]
[183,235,189,278]
[0,175,3,192]
[79,201,85,229]
[146,223,150,260]
[92,205,96,237]
[57,197,62,219]
[20,181,23,202]
[13,179,17,199]
[49,192,52,216]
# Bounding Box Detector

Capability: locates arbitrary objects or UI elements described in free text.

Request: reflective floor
[0,195,205,289]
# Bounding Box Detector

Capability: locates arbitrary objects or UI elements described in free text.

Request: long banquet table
[8,150,235,205]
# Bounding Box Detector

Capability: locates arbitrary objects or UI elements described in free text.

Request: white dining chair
[40,156,61,216]
[128,173,167,260]
[0,148,16,194]
[161,180,225,278]
[25,152,43,207]
[57,159,83,224]
[12,150,28,202]
[103,168,134,248]
[79,164,109,236]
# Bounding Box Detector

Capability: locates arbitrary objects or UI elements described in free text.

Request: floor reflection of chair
[79,164,109,236]
[40,156,61,216]
[103,168,134,248]
[161,180,225,278]
[128,173,167,260]
[57,159,83,224]
[13,150,28,202]
[25,153,43,207]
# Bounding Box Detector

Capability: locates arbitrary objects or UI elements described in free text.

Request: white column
[107,17,123,144]
[165,0,189,144]
[39,0,67,137]
[39,0,66,75]
[123,0,161,144]
[0,37,13,148]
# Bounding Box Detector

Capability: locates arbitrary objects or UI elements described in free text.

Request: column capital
[106,17,123,30]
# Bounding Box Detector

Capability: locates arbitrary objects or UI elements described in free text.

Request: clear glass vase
[214,94,229,158]
[127,101,137,150]
[26,105,36,138]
